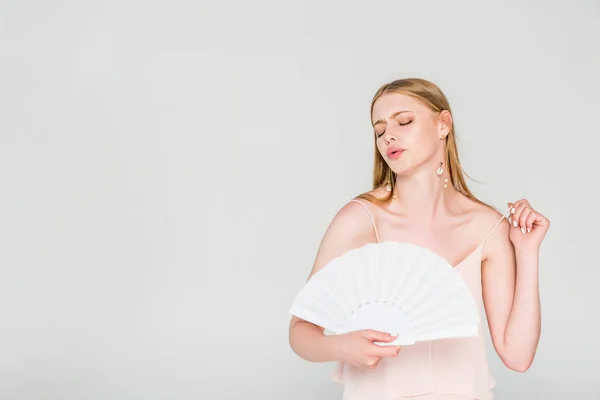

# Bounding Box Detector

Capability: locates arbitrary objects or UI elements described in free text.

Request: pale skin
[288,93,549,372]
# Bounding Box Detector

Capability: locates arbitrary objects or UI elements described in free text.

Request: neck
[392,167,451,222]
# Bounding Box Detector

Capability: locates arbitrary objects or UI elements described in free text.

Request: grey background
[1,0,599,399]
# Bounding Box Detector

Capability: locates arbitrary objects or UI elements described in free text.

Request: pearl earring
[386,170,397,203]
[437,162,449,188]
[436,162,444,176]
[386,169,393,193]
[386,180,397,203]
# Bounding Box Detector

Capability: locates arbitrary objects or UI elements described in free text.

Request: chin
[389,162,413,176]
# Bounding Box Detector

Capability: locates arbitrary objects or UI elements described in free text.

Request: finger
[365,358,382,369]
[362,330,396,343]
[539,214,550,228]
[370,344,402,358]
[519,207,532,234]
[514,198,530,207]
[508,199,529,214]
[508,203,519,228]
[525,211,537,233]
[507,202,519,224]
[511,202,529,229]
[533,211,551,229]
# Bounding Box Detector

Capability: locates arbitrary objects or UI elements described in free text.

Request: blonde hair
[357,78,489,207]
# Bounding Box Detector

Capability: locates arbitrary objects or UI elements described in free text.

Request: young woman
[288,78,549,400]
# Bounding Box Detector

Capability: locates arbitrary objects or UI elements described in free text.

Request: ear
[438,110,452,139]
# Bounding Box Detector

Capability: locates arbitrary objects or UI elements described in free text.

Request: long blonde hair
[357,78,489,207]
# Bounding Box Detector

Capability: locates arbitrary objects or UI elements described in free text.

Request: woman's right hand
[332,329,402,369]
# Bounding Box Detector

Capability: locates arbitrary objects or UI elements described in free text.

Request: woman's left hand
[507,199,550,251]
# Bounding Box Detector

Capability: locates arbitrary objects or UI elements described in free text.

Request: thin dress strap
[480,212,509,246]
[350,199,380,243]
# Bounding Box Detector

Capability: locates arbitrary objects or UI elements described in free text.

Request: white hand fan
[289,241,480,346]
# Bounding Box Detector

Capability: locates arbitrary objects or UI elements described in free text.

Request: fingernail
[527,228,531,233]
[511,208,515,214]
[521,227,525,234]
[513,220,518,227]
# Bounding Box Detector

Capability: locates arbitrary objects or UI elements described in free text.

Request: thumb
[362,329,396,342]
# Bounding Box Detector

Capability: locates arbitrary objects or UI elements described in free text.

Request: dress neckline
[374,240,483,269]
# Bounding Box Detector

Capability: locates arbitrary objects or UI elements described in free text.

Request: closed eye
[375,120,413,138]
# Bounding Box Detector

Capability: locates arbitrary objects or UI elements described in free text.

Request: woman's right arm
[288,200,399,364]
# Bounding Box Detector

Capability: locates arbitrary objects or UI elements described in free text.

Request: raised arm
[481,199,549,372]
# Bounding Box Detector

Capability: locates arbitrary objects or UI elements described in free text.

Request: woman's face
[371,93,449,175]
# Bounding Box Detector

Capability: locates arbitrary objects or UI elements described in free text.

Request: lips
[387,147,405,160]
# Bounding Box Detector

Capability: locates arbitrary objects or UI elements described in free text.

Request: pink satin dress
[330,199,506,400]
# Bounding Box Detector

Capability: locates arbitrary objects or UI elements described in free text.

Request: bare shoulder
[472,201,508,231]
[464,200,513,264]
[454,194,511,254]
[289,197,379,328]
[305,197,379,280]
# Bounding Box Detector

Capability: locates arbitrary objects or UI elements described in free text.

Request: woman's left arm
[481,198,550,372]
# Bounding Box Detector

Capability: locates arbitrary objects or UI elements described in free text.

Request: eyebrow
[372,110,412,126]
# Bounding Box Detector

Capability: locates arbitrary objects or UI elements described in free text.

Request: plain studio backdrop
[1,1,599,399]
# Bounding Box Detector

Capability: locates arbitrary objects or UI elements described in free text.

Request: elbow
[288,319,309,358]
[502,355,534,373]
[497,339,538,373]
[507,362,531,373]
[288,325,299,355]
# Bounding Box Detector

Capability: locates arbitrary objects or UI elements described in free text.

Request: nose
[383,130,397,144]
